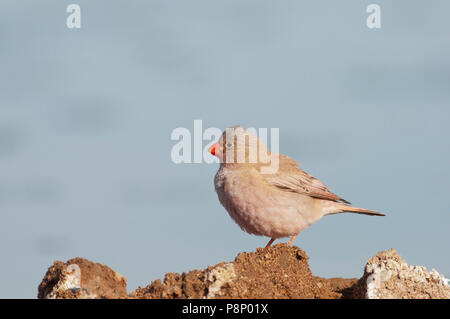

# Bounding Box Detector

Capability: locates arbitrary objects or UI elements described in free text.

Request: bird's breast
[214,167,319,238]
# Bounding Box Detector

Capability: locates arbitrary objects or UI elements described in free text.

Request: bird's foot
[264,238,276,250]
[264,233,298,251]
[287,233,299,246]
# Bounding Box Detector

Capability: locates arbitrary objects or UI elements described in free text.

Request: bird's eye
[226,143,233,148]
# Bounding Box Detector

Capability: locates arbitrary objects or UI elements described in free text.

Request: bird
[209,125,385,249]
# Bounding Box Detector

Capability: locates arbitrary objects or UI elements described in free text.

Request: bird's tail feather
[329,203,386,216]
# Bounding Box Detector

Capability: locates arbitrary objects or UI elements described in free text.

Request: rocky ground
[37,244,450,299]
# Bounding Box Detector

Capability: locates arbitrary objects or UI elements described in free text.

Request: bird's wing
[263,155,351,204]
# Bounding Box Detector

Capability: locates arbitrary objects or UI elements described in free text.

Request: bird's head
[208,125,271,167]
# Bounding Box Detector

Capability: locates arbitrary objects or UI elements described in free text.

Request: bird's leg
[287,233,299,246]
[264,238,276,249]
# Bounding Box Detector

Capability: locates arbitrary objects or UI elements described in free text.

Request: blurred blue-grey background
[1,0,449,298]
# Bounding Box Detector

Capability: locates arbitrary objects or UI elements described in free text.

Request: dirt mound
[131,244,356,299]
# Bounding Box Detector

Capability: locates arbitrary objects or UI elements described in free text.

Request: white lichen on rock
[44,263,97,299]
[206,263,236,298]
[363,249,450,299]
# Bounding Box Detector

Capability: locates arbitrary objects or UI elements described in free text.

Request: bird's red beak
[209,143,221,157]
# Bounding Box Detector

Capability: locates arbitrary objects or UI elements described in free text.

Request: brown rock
[38,257,127,299]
